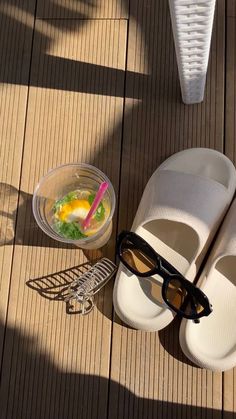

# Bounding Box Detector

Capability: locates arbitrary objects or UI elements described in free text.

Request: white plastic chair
[169,0,216,104]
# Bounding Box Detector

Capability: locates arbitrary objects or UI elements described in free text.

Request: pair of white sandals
[113,148,236,372]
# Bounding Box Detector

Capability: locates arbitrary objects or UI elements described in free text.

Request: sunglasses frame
[117,231,212,321]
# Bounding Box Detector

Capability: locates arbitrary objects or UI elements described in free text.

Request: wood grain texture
[227,1,236,17]
[1,0,236,417]
[36,0,128,19]
[0,0,35,357]
[117,0,225,232]
[109,0,225,418]
[225,14,236,164]
[224,369,236,418]
[0,19,127,419]
[109,318,222,419]
[224,6,236,418]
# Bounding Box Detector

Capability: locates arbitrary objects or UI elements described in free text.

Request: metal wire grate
[65,258,117,314]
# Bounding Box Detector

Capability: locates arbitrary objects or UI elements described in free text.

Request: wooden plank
[223,6,236,418]
[227,1,236,17]
[109,0,225,417]
[0,19,127,418]
[117,0,225,232]
[224,370,236,417]
[225,15,236,164]
[0,1,35,357]
[36,0,128,19]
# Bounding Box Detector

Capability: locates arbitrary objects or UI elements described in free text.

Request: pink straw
[82,181,109,230]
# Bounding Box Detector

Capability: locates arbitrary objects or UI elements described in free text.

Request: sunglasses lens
[183,298,205,316]
[165,278,187,310]
[120,237,156,274]
[166,278,206,316]
[192,299,205,314]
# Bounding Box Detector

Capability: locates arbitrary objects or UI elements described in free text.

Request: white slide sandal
[113,148,236,331]
[179,199,236,371]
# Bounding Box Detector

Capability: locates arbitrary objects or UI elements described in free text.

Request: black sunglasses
[116,231,212,322]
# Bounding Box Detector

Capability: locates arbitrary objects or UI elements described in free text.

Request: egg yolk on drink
[53,190,109,240]
[57,199,90,222]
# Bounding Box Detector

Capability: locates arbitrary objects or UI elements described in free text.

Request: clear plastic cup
[32,163,116,249]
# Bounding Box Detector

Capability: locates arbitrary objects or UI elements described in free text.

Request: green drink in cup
[33,164,116,249]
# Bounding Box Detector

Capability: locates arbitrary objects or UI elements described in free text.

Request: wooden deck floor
[0,0,236,417]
